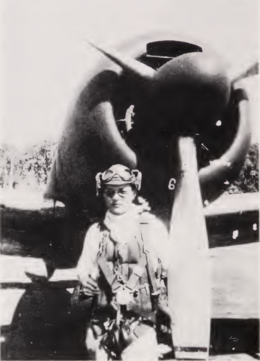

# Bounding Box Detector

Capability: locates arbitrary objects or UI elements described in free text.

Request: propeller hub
[153,52,231,133]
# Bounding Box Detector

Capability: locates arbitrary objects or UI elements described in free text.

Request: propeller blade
[89,41,155,80]
[231,62,259,83]
[168,137,210,360]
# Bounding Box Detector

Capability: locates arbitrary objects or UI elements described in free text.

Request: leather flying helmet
[95,164,142,195]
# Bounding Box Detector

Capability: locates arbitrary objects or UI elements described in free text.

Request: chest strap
[97,254,146,295]
[140,223,161,296]
[97,223,161,304]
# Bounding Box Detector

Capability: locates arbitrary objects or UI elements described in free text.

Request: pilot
[76,164,170,361]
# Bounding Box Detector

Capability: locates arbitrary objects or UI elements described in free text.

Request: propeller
[231,61,259,84]
[91,41,258,86]
[89,40,251,360]
[46,37,251,360]
[90,40,251,200]
[89,42,155,81]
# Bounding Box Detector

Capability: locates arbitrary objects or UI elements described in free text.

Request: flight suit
[77,211,170,360]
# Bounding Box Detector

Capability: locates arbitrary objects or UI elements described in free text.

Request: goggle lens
[102,168,133,182]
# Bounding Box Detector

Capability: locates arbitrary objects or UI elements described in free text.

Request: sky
[1,0,259,151]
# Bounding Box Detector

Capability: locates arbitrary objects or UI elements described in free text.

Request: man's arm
[77,223,101,293]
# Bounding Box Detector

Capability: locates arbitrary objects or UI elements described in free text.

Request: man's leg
[122,324,158,361]
[86,324,108,360]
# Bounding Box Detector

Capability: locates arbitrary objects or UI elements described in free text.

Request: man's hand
[80,274,100,297]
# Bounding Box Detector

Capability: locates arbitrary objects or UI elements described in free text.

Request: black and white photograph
[0,1,259,360]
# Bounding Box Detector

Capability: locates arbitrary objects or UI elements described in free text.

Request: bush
[225,143,259,194]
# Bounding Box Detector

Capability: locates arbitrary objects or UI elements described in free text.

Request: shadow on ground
[1,283,89,360]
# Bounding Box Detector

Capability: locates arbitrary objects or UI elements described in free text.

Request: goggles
[95,165,142,196]
[102,168,134,182]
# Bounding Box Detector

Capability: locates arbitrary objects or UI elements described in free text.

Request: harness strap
[97,256,121,291]
[97,254,146,294]
[125,254,147,291]
[97,222,161,312]
[140,223,160,296]
[97,224,148,295]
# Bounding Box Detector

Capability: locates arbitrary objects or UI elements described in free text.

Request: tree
[225,143,259,194]
[24,141,57,186]
[0,141,57,190]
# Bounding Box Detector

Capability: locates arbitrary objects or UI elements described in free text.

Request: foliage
[24,142,55,185]
[225,143,259,194]
[0,141,258,194]
[0,141,57,191]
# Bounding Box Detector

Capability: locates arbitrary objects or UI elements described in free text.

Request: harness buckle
[151,289,161,296]
[137,282,150,295]
[116,286,134,305]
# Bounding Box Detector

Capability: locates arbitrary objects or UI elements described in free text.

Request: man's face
[103,184,136,215]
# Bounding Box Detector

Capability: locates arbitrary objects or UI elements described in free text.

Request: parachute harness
[91,224,162,359]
